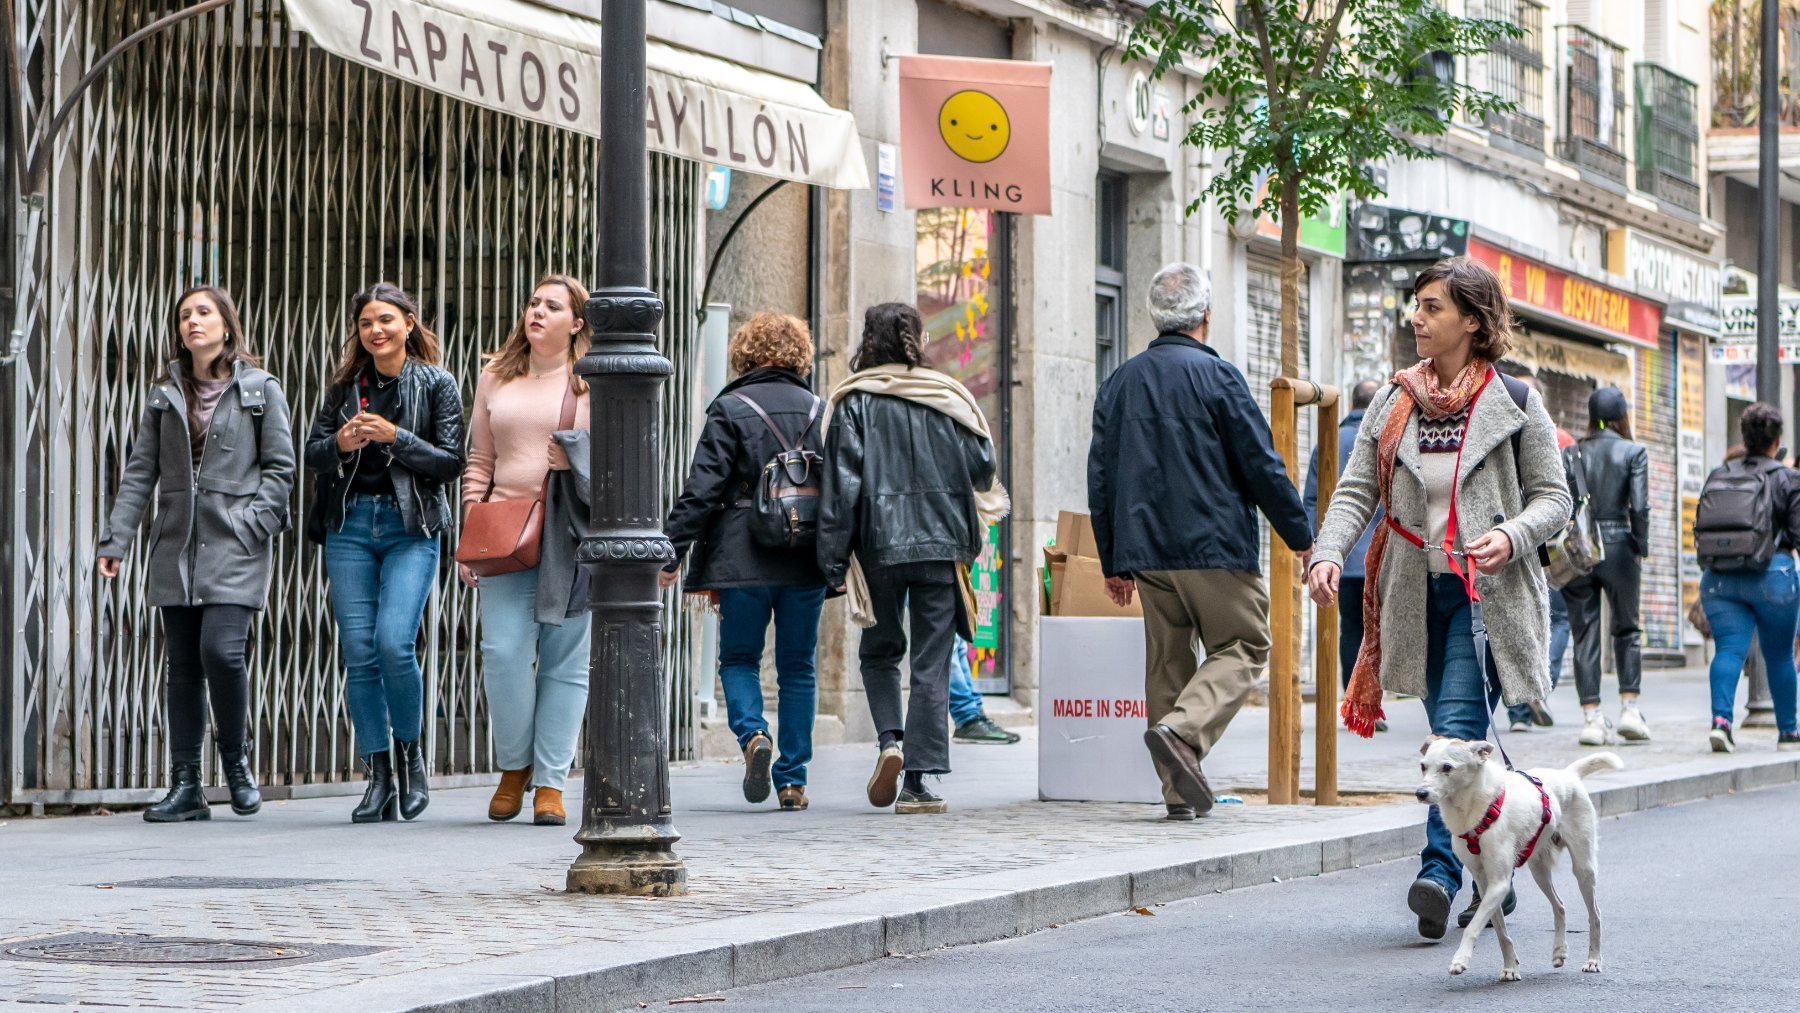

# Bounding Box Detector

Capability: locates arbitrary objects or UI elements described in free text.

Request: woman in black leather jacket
[1561,386,1650,746]
[818,302,1005,816]
[304,282,465,824]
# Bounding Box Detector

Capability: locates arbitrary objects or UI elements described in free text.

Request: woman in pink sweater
[460,276,593,826]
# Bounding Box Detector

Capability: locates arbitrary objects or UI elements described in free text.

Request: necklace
[532,364,566,378]
[374,370,400,389]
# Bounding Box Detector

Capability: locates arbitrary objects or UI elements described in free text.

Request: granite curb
[252,751,1800,1013]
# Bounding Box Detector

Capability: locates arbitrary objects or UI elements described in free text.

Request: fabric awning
[283,0,869,189]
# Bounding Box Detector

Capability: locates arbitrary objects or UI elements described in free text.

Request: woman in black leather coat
[1561,386,1650,746]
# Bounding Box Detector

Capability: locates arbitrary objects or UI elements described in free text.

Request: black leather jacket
[303,360,466,542]
[1565,429,1649,555]
[663,368,828,591]
[817,389,996,587]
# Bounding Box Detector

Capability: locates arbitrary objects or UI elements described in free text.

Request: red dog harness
[1459,772,1552,868]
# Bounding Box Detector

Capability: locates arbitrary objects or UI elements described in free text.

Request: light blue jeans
[949,636,984,727]
[324,495,438,757]
[479,567,592,791]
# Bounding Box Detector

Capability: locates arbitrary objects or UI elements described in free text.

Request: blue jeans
[949,636,984,726]
[717,586,826,789]
[323,495,439,757]
[1507,588,1568,725]
[479,568,592,791]
[1419,574,1501,894]
[1701,554,1800,734]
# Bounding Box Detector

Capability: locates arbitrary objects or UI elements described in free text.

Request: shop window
[1096,171,1128,382]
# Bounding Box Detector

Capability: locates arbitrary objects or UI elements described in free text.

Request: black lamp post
[566,0,687,897]
[1758,0,1780,404]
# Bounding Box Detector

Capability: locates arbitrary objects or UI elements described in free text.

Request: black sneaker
[895,786,948,814]
[1374,719,1389,733]
[742,733,773,804]
[1164,804,1197,822]
[1779,730,1800,751]
[954,716,1021,744]
[1709,717,1735,754]
[1407,879,1452,941]
[1455,887,1518,928]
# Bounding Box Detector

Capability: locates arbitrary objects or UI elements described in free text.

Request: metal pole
[1758,0,1780,403]
[566,0,687,896]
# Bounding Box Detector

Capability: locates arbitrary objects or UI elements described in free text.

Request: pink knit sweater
[464,368,591,505]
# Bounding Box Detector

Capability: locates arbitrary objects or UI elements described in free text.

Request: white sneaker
[1509,720,1533,733]
[1578,710,1613,746]
[1616,704,1650,742]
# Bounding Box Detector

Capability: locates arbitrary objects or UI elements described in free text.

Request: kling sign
[284,0,869,190]
[897,55,1052,215]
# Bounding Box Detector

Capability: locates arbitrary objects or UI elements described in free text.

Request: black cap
[1588,386,1628,423]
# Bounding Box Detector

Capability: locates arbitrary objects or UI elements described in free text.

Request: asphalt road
[702,784,1800,1012]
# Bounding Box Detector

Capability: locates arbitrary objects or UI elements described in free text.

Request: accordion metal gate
[5,0,701,804]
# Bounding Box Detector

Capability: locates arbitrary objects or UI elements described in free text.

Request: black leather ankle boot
[351,750,397,823]
[394,738,430,821]
[144,762,210,823]
[219,748,262,816]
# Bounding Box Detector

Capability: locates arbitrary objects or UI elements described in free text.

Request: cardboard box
[1053,552,1142,618]
[1038,616,1162,803]
[1055,510,1101,558]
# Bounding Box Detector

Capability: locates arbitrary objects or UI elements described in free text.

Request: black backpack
[733,392,825,550]
[1695,457,1782,573]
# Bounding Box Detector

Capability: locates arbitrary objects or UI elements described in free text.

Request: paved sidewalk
[0,668,1786,1011]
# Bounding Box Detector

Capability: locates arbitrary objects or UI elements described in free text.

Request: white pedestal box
[1037,616,1194,804]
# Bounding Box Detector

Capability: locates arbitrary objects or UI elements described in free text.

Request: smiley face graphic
[938,90,1011,163]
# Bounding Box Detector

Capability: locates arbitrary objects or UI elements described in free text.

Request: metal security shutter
[7,1,701,801]
[1244,255,1315,672]
[1636,334,1681,653]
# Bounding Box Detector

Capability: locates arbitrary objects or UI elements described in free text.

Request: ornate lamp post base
[567,836,687,896]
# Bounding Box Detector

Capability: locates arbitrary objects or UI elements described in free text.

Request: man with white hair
[1088,262,1314,820]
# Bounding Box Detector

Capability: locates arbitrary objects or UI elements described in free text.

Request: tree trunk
[1278,174,1303,395]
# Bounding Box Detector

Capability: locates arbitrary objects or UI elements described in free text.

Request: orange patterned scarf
[1341,357,1490,737]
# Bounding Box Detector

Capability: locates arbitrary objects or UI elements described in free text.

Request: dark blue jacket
[1304,408,1379,579]
[1087,333,1312,577]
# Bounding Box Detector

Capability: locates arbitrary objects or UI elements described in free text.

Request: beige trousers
[1135,569,1271,805]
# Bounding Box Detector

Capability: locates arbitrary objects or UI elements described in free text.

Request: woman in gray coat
[1307,257,1571,941]
[97,286,296,823]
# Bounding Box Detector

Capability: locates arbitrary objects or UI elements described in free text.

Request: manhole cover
[2,934,387,969]
[105,876,345,890]
[11,939,309,964]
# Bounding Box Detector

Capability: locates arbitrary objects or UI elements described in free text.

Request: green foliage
[1128,0,1522,222]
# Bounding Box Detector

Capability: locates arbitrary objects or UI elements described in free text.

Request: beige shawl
[828,364,1011,627]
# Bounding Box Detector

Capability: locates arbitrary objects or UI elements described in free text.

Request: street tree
[1129,0,1521,382]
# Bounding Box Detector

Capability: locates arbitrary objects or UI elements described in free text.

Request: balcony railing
[1635,63,1700,213]
[1468,0,1547,151]
[1556,25,1628,185]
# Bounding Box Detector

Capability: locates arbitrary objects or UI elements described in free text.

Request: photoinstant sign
[284,0,869,190]
[897,55,1052,215]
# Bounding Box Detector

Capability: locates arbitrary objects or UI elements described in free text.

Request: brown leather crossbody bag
[454,384,576,577]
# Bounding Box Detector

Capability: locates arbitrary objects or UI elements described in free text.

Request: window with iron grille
[1095,171,1127,383]
[1557,25,1629,184]
[1470,0,1547,150]
[1635,63,1701,213]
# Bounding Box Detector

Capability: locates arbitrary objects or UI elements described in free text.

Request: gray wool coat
[1311,378,1572,706]
[98,361,297,609]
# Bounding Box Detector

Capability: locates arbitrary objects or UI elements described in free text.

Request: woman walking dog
[1307,257,1571,940]
[98,286,296,823]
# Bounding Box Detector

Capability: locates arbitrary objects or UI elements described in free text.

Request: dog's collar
[1458,772,1552,869]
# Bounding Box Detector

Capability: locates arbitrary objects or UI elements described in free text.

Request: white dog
[1415,736,1623,981]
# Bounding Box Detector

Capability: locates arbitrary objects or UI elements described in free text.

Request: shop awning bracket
[697,179,791,323]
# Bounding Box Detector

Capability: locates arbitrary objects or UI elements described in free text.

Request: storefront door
[915,207,1012,692]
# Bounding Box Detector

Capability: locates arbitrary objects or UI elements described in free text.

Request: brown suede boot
[488,767,532,822]
[532,786,566,826]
